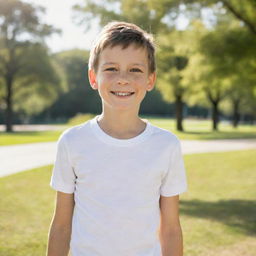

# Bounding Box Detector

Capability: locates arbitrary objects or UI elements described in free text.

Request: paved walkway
[1,139,256,178]
[0,142,57,177]
[0,124,67,132]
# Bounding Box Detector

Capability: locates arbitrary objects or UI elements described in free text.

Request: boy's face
[89,44,156,112]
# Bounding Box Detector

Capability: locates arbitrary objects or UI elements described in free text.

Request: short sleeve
[50,134,76,194]
[160,140,188,197]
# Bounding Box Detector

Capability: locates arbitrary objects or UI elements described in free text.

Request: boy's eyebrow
[102,62,116,66]
[102,62,146,67]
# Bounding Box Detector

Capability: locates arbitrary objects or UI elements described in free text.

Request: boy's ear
[147,72,156,92]
[88,69,98,90]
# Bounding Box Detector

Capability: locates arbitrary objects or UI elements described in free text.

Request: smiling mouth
[110,91,135,97]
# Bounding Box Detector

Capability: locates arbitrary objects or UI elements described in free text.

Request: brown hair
[88,21,156,74]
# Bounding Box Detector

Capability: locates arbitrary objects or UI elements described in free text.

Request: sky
[23,0,100,53]
[23,0,189,54]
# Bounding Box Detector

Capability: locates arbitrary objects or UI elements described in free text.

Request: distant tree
[148,0,256,35]
[53,49,90,91]
[0,0,60,131]
[73,0,168,34]
[200,23,256,129]
[35,49,102,121]
[158,45,188,130]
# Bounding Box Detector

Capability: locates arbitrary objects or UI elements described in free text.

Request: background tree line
[0,0,255,132]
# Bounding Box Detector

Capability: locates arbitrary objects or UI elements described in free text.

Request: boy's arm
[159,195,183,256]
[47,191,75,256]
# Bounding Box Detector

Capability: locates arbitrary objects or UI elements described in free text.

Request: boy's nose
[117,72,129,85]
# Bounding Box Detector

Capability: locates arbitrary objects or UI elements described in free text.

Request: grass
[0,150,255,255]
[182,150,256,256]
[146,116,256,140]
[0,165,55,256]
[0,130,62,146]
[0,116,256,146]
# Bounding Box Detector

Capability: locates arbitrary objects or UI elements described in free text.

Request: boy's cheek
[105,73,117,80]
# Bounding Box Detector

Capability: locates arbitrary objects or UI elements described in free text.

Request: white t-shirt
[50,115,187,256]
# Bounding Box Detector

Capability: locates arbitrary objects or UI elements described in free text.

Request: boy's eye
[130,68,143,73]
[105,67,117,71]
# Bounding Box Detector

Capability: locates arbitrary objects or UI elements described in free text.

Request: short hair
[89,21,156,74]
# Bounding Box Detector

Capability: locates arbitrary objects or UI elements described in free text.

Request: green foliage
[140,88,172,115]
[35,49,102,122]
[157,30,191,102]
[73,0,168,33]
[0,0,61,130]
[53,49,90,91]
[198,22,256,118]
[0,0,58,39]
[13,44,62,117]
[165,0,256,35]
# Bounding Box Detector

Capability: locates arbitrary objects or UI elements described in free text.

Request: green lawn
[0,117,256,146]
[146,117,256,140]
[0,130,62,146]
[0,150,255,255]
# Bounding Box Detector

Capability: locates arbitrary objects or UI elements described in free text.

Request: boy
[47,21,187,256]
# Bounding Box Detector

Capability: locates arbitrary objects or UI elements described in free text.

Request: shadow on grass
[180,199,256,235]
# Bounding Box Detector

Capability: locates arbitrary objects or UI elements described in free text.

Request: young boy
[47,21,187,256]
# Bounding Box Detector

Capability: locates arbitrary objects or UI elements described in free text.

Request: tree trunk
[5,75,13,132]
[232,99,240,128]
[206,90,221,132]
[212,101,219,131]
[175,95,184,132]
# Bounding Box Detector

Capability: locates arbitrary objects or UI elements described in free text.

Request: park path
[1,139,256,178]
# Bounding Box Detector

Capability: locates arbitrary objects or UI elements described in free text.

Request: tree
[73,0,170,34]
[53,49,90,91]
[200,23,256,128]
[36,49,102,121]
[157,31,190,131]
[0,0,59,131]
[148,0,256,35]
[13,43,62,122]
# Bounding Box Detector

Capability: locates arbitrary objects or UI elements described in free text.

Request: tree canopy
[0,0,60,131]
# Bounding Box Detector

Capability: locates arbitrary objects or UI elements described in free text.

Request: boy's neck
[96,111,147,139]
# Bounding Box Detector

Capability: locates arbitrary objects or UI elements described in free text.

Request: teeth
[113,92,133,96]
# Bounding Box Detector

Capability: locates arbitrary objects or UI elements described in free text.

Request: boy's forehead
[99,44,148,65]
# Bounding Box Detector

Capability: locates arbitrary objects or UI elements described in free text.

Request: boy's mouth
[110,91,135,97]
